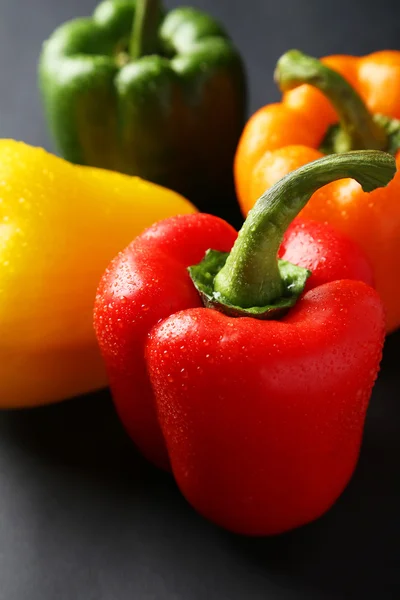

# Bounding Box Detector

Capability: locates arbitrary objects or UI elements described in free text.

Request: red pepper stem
[274,50,388,152]
[214,151,395,309]
[130,0,162,60]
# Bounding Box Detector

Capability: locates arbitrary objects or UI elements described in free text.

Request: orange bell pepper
[235,50,400,332]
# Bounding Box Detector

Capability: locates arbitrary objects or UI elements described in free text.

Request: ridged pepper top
[39,0,246,217]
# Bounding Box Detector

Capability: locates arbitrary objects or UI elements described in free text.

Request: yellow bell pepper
[0,140,197,408]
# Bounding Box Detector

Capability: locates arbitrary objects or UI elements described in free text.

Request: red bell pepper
[94,151,393,535]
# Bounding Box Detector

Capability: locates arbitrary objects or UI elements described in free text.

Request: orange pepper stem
[130,0,162,60]
[274,50,388,153]
[214,151,396,308]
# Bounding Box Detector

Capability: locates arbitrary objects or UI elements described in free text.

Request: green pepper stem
[274,50,387,152]
[214,151,396,308]
[130,0,162,60]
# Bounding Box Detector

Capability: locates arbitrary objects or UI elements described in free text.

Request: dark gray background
[0,1,399,599]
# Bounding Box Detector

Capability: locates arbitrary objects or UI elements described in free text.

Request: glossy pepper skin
[38,0,246,217]
[0,139,195,408]
[94,214,374,471]
[235,50,400,331]
[94,152,392,534]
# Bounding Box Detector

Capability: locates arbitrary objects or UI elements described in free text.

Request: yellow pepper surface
[0,140,197,408]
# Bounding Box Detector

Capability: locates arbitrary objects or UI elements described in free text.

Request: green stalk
[274,50,387,152]
[130,0,162,60]
[214,151,395,309]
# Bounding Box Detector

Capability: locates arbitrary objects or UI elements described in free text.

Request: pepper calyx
[188,249,310,320]
[373,114,400,155]
[320,114,400,156]
[189,151,395,320]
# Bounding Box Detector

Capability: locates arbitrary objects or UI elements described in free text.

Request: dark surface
[0,0,399,598]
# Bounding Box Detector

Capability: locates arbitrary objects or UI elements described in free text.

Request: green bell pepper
[38,0,247,215]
